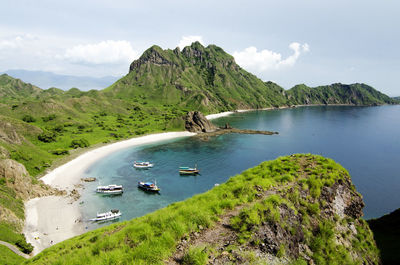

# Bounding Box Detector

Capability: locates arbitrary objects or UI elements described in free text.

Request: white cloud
[233,42,310,72]
[0,34,37,50]
[177,35,204,50]
[61,40,138,65]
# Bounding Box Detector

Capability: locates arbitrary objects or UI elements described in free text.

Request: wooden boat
[137,181,160,192]
[133,161,154,169]
[90,209,121,222]
[96,184,123,195]
[179,166,200,175]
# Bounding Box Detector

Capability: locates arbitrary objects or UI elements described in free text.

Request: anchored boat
[90,209,121,222]
[179,166,200,175]
[137,181,160,192]
[96,184,123,195]
[133,161,154,169]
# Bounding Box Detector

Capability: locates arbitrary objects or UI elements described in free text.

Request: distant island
[0,42,397,263]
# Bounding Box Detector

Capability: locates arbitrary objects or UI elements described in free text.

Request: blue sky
[1,0,399,96]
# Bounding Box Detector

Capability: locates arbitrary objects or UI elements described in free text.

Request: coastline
[206,104,369,120]
[23,131,195,256]
[23,104,376,256]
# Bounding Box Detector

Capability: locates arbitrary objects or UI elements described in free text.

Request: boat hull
[90,212,121,222]
[179,170,200,175]
[137,182,160,192]
[96,190,123,195]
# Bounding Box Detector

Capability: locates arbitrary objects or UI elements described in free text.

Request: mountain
[0,42,397,260]
[104,43,288,113]
[3,69,120,91]
[0,74,42,99]
[287,83,396,106]
[105,42,396,111]
[26,155,380,264]
[368,208,400,265]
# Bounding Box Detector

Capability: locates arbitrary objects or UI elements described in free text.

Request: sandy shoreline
[23,105,351,256]
[23,131,195,256]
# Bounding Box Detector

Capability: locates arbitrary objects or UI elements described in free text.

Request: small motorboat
[96,184,123,195]
[133,161,154,169]
[179,166,200,175]
[90,209,121,222]
[137,181,160,192]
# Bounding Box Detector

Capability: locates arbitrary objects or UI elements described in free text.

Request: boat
[133,161,154,169]
[90,209,121,222]
[179,166,200,175]
[96,184,123,195]
[137,181,160,192]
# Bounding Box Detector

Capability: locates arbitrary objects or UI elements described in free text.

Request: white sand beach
[205,111,235,120]
[23,131,195,256]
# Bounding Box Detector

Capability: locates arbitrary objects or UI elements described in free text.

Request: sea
[80,105,400,230]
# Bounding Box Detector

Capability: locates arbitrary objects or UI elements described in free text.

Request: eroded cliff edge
[27,154,380,265]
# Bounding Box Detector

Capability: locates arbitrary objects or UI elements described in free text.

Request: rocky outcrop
[0,159,63,201]
[129,45,175,72]
[170,155,379,265]
[185,111,217,133]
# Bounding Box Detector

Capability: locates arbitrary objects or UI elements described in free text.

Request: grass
[0,244,25,265]
[24,154,379,265]
[182,246,209,265]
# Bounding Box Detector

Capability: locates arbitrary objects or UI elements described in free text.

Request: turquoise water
[80,105,400,229]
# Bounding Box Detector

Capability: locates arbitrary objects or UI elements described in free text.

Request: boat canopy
[179,167,190,169]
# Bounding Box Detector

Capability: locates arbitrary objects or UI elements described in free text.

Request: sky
[1,0,399,96]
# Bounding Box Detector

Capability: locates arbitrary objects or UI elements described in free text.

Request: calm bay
[80,105,400,229]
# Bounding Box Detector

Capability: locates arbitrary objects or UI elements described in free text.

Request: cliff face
[0,147,61,231]
[171,155,379,265]
[185,111,217,133]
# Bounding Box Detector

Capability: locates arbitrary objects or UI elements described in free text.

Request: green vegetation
[0,244,25,265]
[182,246,209,265]
[0,42,395,260]
[286,83,396,106]
[0,43,396,179]
[25,155,379,264]
[368,208,400,265]
[0,223,32,254]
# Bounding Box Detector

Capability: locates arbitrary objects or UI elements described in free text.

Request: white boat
[96,184,123,195]
[133,161,154,169]
[90,209,121,222]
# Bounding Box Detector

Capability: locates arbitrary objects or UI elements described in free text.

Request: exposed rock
[0,121,25,144]
[129,45,175,72]
[0,206,23,230]
[0,146,9,159]
[195,127,278,140]
[81,177,96,182]
[185,111,217,133]
[0,159,63,201]
[170,156,378,265]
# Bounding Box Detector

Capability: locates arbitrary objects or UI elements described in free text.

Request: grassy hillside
[286,83,396,106]
[26,154,379,265]
[0,42,396,259]
[0,43,395,178]
[104,42,288,113]
[0,244,25,265]
[368,208,400,265]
